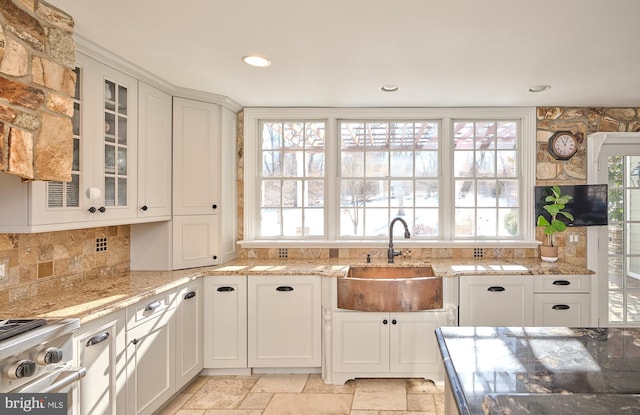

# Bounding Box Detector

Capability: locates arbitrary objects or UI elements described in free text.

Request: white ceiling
[47,0,640,108]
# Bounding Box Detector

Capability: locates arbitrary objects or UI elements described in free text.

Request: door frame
[587,132,640,326]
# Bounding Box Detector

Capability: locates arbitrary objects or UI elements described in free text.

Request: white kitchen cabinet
[248,275,322,368]
[175,280,203,389]
[0,52,139,231]
[131,97,237,270]
[74,309,126,415]
[331,310,448,384]
[533,275,592,326]
[125,291,177,415]
[203,275,248,369]
[459,275,534,326]
[332,312,388,373]
[172,98,219,216]
[137,81,172,220]
[172,215,219,269]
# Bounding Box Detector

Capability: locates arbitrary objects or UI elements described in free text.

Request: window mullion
[441,118,453,240]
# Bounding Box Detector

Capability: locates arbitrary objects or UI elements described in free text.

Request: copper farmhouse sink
[337,266,443,312]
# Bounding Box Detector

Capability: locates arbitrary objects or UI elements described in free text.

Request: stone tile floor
[159,374,445,415]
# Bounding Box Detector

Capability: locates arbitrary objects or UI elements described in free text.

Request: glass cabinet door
[104,78,129,208]
[46,66,82,209]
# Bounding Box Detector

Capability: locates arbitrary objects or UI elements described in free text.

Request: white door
[589,133,640,326]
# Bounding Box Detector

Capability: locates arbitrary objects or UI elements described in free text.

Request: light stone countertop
[0,258,593,324]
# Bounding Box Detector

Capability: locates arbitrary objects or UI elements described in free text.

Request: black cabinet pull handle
[144,301,162,312]
[383,319,388,325]
[212,255,218,260]
[184,291,196,300]
[487,286,506,292]
[212,204,218,209]
[86,332,110,347]
[98,206,106,213]
[276,286,294,292]
[552,304,571,310]
[392,319,397,325]
[553,280,571,286]
[141,205,148,211]
[217,286,235,292]
[88,206,96,213]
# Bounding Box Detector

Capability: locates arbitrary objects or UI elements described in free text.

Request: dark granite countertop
[436,327,640,415]
[482,393,640,415]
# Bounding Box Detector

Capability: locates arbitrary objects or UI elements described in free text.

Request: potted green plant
[536,185,574,262]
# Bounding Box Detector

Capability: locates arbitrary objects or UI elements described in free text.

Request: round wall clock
[547,131,578,160]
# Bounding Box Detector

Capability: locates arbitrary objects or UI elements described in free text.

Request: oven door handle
[39,367,87,393]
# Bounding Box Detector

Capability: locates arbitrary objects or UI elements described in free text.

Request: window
[339,120,440,238]
[245,108,535,246]
[452,120,519,238]
[259,120,326,237]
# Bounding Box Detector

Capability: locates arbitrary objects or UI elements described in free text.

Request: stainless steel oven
[0,319,85,414]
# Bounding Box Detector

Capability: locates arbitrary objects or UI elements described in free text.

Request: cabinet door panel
[126,316,175,415]
[248,276,321,367]
[137,82,172,219]
[533,293,590,327]
[332,312,389,373]
[176,281,203,388]
[172,215,219,268]
[95,63,138,221]
[173,98,220,215]
[459,276,533,326]
[75,310,126,415]
[390,311,447,377]
[204,276,247,368]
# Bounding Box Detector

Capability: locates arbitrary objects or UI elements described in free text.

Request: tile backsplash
[0,225,130,303]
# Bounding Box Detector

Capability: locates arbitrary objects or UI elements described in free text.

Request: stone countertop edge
[435,327,473,415]
[0,258,593,325]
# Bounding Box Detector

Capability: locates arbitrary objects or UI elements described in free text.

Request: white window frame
[242,107,537,248]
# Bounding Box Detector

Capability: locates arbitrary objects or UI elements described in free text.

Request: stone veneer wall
[236,107,640,265]
[0,226,130,304]
[0,0,75,181]
[536,107,640,265]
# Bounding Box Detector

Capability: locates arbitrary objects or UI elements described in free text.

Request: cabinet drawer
[533,275,591,293]
[126,291,177,329]
[533,293,590,327]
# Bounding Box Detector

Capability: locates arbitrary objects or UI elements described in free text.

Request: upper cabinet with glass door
[99,63,138,221]
[0,53,139,232]
[37,53,138,225]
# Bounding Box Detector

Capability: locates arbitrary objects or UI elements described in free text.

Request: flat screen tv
[534,184,608,227]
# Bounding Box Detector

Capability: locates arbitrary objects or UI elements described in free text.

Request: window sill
[238,239,541,249]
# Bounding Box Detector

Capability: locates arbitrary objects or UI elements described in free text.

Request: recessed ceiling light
[381,84,399,92]
[242,55,271,67]
[528,84,551,93]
